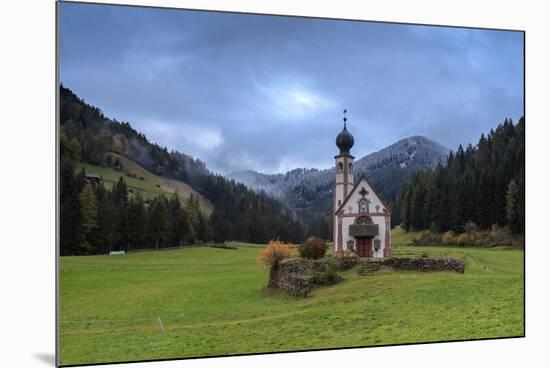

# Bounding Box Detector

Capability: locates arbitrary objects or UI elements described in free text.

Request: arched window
[337,162,343,173]
[359,199,369,213]
[349,163,353,172]
[355,215,373,224]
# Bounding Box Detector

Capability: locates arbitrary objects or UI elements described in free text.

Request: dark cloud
[60,3,524,174]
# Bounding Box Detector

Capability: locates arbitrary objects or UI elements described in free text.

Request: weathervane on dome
[343,109,347,128]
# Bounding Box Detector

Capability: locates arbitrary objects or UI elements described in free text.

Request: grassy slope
[78,153,213,216]
[60,236,524,366]
[391,226,423,246]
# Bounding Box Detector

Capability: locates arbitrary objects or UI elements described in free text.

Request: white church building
[333,112,391,259]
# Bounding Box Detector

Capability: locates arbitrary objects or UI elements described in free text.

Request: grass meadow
[59,231,524,366]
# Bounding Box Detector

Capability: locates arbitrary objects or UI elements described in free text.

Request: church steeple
[336,109,354,155]
[333,110,355,202]
[333,109,355,255]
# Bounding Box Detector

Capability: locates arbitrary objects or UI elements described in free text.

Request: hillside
[227,136,449,227]
[78,153,213,215]
[60,84,305,255]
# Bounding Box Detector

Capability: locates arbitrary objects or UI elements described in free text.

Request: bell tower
[333,109,355,253]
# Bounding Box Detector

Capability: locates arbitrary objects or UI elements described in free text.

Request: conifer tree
[506,179,521,234]
[79,182,98,253]
[128,193,147,250]
[186,194,199,244]
[96,188,119,253]
[168,194,183,246]
[148,196,169,249]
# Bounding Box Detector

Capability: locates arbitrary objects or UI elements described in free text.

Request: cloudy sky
[59,3,523,175]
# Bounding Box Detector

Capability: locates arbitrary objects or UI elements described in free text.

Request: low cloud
[60,3,524,175]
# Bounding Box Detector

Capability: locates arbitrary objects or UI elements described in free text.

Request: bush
[442,231,456,244]
[298,236,327,259]
[311,257,343,285]
[456,233,472,246]
[412,232,442,246]
[338,255,358,270]
[491,224,510,242]
[408,223,523,248]
[463,222,478,236]
[311,268,343,285]
[257,240,293,267]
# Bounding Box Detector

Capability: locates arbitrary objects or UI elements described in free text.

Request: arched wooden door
[356,237,373,257]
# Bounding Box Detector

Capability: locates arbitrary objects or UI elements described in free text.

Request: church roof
[334,176,392,215]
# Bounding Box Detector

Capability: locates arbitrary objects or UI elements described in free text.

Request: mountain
[226,136,449,227]
[59,85,306,249]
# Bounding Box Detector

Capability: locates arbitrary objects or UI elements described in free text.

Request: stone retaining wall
[269,259,328,297]
[383,257,465,273]
[268,256,463,298]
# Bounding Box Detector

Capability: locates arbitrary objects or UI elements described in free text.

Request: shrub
[311,257,343,285]
[490,224,510,242]
[442,231,456,244]
[463,222,478,236]
[338,255,358,270]
[298,236,327,259]
[257,240,293,267]
[311,268,343,285]
[412,232,442,246]
[343,249,355,258]
[456,233,472,246]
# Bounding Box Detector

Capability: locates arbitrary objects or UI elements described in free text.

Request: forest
[398,117,525,235]
[59,85,304,255]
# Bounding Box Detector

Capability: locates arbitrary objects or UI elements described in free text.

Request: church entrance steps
[357,260,382,276]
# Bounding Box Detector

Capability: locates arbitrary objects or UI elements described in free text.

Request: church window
[349,163,353,172]
[337,162,343,173]
[356,216,372,224]
[359,199,369,213]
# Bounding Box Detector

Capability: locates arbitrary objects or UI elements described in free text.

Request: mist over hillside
[226,136,449,227]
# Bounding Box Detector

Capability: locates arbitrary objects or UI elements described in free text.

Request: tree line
[398,117,524,235]
[61,160,210,255]
[59,85,305,255]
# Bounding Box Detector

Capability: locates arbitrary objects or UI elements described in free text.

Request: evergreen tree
[506,179,521,234]
[79,182,98,253]
[127,193,147,250]
[148,196,169,249]
[185,194,198,244]
[399,187,412,231]
[95,186,119,253]
[112,177,129,249]
[197,212,212,243]
[59,160,85,255]
[168,194,184,246]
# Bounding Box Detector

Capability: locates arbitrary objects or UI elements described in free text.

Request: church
[333,112,391,259]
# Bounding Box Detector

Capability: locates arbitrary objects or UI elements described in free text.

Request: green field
[77,153,213,215]
[59,236,524,366]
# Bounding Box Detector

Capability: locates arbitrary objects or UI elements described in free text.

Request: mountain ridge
[226,135,450,227]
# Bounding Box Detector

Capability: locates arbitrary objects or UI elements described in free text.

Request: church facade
[333,114,391,259]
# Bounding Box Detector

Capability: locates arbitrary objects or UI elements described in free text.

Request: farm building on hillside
[85,174,103,184]
[333,111,391,259]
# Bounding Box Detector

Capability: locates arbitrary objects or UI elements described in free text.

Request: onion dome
[336,111,354,154]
